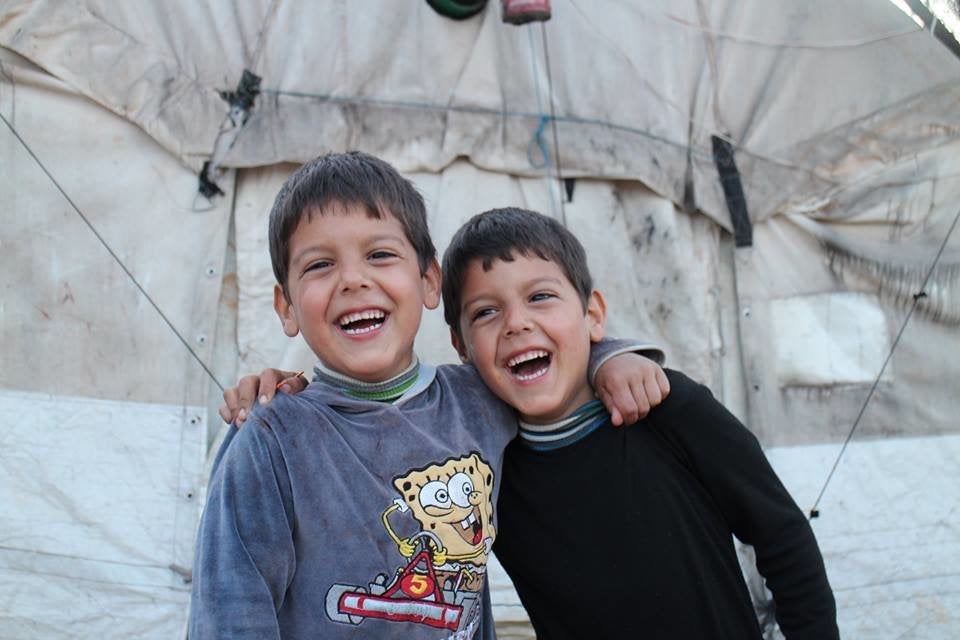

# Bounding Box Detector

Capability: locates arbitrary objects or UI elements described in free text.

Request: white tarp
[768,435,960,640]
[0,391,207,639]
[1,48,230,637]
[2,1,959,637]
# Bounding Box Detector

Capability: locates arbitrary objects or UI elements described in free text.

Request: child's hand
[594,354,670,426]
[218,369,307,426]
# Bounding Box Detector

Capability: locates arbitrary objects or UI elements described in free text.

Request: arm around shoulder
[587,336,664,382]
[589,337,670,424]
[189,410,297,639]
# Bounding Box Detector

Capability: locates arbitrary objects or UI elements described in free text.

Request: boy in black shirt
[440,207,838,639]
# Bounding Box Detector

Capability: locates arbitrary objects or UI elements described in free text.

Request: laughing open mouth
[454,507,484,546]
[338,309,386,335]
[507,349,551,381]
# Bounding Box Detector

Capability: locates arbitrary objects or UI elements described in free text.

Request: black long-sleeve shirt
[493,369,838,639]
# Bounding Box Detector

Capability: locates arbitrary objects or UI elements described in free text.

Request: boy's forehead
[293,200,412,238]
[460,253,566,297]
[471,249,556,274]
[286,202,411,261]
[304,199,383,219]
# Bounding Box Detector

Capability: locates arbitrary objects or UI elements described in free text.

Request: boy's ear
[273,284,301,337]
[421,258,442,310]
[450,327,471,363]
[586,289,607,343]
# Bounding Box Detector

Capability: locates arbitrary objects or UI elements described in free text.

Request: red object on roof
[502,0,551,24]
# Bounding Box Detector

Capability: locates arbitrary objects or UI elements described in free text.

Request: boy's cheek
[450,327,473,363]
[463,332,494,370]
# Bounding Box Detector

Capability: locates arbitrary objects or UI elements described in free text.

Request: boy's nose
[339,265,371,292]
[503,308,533,336]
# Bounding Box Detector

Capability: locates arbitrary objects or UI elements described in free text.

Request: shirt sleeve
[662,371,839,640]
[189,411,297,639]
[587,336,665,384]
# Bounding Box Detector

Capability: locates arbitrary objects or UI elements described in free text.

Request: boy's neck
[313,357,420,402]
[517,399,609,451]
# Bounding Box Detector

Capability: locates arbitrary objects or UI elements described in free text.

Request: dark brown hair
[269,151,436,298]
[442,207,593,338]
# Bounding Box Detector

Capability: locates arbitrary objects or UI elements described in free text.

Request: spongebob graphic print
[325,453,496,637]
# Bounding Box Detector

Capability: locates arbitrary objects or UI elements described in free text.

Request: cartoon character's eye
[419,480,451,509]
[448,472,474,508]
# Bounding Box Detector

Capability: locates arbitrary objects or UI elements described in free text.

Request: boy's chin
[500,389,554,425]
[514,391,591,425]
[515,404,559,425]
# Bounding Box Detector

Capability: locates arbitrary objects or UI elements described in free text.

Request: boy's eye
[304,260,332,273]
[470,307,497,322]
[369,250,398,261]
[530,292,555,302]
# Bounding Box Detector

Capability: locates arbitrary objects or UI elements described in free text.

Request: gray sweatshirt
[189,342,656,639]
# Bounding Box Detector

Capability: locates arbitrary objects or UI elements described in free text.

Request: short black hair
[442,207,593,338]
[269,151,436,298]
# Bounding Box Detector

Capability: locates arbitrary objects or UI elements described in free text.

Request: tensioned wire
[255,84,889,187]
[807,201,960,519]
[0,109,225,393]
[259,86,705,155]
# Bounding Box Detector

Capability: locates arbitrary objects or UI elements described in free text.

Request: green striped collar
[313,358,421,403]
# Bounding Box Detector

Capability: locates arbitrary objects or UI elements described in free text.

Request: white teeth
[343,324,381,335]
[339,309,385,326]
[507,349,549,368]
[338,310,386,334]
[514,365,549,381]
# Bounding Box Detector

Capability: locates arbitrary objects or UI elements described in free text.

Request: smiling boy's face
[274,202,441,382]
[453,253,606,424]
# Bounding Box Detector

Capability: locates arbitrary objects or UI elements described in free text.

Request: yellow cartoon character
[326,453,496,632]
[383,453,496,570]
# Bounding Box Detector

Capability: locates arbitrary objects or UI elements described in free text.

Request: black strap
[712,135,752,248]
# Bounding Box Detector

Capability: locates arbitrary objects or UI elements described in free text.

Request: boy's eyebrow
[289,245,327,266]
[460,291,492,310]
[460,275,565,309]
[289,233,407,265]
[364,233,408,246]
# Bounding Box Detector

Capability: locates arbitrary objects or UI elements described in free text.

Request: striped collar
[518,400,609,451]
[313,358,421,403]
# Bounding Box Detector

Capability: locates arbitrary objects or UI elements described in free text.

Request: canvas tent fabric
[4,1,959,224]
[1,1,959,638]
[0,49,233,638]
